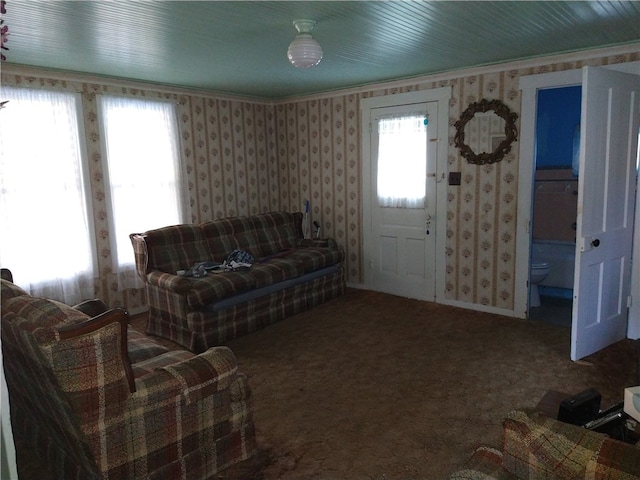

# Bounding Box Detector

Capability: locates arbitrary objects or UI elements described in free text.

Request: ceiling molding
[269,42,640,104]
[3,43,639,106]
[0,64,274,105]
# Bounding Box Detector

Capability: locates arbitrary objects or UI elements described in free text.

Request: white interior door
[572,66,640,361]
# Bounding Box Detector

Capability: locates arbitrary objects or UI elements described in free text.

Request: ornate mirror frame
[454,99,518,165]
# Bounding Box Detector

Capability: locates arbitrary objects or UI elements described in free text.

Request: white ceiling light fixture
[287,19,323,68]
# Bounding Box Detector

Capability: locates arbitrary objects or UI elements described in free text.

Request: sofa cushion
[284,247,345,273]
[144,224,211,274]
[131,349,194,379]
[202,216,262,260]
[127,327,170,363]
[186,271,257,307]
[248,259,304,288]
[502,409,640,480]
[250,212,299,257]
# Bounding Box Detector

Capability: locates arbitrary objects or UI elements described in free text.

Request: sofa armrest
[146,270,193,293]
[58,308,135,393]
[130,233,150,280]
[132,346,240,405]
[297,238,338,249]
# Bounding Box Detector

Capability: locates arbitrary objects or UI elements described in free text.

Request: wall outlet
[449,172,462,185]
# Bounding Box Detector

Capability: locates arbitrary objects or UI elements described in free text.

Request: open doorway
[528,85,581,328]
[517,65,640,361]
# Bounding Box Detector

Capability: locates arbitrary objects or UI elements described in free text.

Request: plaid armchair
[1,279,256,479]
[449,409,640,479]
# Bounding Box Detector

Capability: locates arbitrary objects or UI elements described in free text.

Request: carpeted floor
[13,288,639,479]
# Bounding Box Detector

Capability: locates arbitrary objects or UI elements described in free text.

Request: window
[0,87,96,304]
[0,88,186,301]
[98,95,184,289]
[376,113,427,208]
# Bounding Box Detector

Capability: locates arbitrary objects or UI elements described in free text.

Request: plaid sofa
[449,409,640,479]
[130,211,346,352]
[1,279,256,480]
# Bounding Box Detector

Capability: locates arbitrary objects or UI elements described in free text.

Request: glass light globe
[288,33,323,68]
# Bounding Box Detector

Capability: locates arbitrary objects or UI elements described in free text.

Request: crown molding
[271,42,640,104]
[3,42,638,106]
[0,63,273,105]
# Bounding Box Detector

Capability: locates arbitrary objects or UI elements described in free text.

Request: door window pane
[377,114,427,208]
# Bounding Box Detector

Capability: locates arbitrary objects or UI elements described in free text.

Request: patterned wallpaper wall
[269,49,638,312]
[2,47,637,314]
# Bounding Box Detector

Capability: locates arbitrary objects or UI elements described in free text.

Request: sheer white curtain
[0,87,96,304]
[376,114,427,208]
[98,95,184,290]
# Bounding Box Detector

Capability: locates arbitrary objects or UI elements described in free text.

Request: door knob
[591,238,600,248]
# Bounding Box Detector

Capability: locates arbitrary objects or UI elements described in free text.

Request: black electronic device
[557,388,601,426]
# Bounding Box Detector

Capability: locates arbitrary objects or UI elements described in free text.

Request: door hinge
[628,295,633,308]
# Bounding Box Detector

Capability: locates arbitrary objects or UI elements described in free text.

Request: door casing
[516,62,640,339]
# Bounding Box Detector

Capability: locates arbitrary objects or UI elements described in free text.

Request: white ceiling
[3,1,640,99]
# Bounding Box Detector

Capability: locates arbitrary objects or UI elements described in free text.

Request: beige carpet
[14,289,638,479]
[217,289,637,479]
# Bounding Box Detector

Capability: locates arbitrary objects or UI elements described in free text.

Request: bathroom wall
[533,169,578,243]
[531,85,582,294]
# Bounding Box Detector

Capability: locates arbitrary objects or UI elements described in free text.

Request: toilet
[530,259,550,308]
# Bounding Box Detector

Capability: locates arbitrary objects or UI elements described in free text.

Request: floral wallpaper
[1,47,637,314]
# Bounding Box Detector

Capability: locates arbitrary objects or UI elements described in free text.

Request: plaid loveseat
[449,409,640,479]
[130,211,346,352]
[1,279,256,480]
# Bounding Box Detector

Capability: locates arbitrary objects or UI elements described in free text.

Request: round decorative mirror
[454,99,518,165]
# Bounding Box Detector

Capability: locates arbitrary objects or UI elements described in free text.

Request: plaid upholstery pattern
[248,259,304,288]
[502,409,640,479]
[146,267,346,352]
[3,294,91,333]
[2,309,102,479]
[186,271,257,307]
[133,211,347,351]
[131,349,193,379]
[202,216,261,260]
[127,326,170,363]
[1,277,28,298]
[448,409,640,479]
[449,447,516,480]
[2,289,257,479]
[134,224,211,274]
[249,211,299,257]
[284,247,345,273]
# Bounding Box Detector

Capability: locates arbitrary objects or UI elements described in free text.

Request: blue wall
[535,85,582,170]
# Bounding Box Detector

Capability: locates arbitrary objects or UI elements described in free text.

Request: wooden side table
[535,390,569,419]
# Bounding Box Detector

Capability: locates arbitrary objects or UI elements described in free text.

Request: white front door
[369,102,438,300]
[571,66,640,360]
[361,88,450,302]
